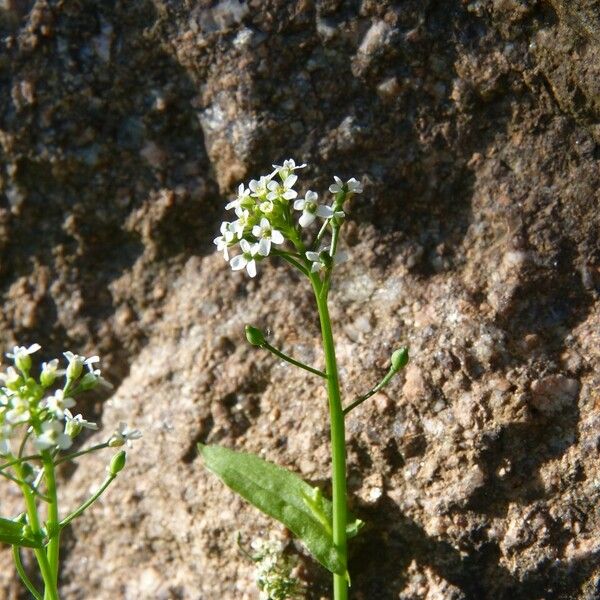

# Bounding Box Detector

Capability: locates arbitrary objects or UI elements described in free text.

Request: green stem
[42,453,60,593]
[13,545,44,600]
[310,274,348,599]
[59,474,116,529]
[343,369,396,415]
[272,250,309,276]
[54,443,109,466]
[0,453,42,471]
[13,462,59,600]
[261,341,327,379]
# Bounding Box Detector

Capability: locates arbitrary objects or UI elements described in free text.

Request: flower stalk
[210,159,408,599]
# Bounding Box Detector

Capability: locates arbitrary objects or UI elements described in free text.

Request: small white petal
[240,239,252,253]
[230,255,247,271]
[283,174,297,188]
[305,251,320,262]
[282,189,298,200]
[316,205,334,218]
[293,199,305,211]
[271,230,284,244]
[247,260,257,278]
[252,225,262,237]
[258,238,271,256]
[299,212,316,228]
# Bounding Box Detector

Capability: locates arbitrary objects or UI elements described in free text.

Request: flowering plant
[202,160,408,599]
[0,345,141,600]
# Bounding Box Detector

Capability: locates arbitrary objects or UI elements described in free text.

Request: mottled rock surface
[0,0,599,599]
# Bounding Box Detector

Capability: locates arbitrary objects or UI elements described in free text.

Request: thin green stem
[54,443,109,466]
[313,219,330,248]
[59,474,116,529]
[272,250,309,276]
[261,341,327,379]
[310,273,348,600]
[42,453,60,591]
[0,453,42,471]
[343,369,397,415]
[13,545,44,600]
[13,462,59,600]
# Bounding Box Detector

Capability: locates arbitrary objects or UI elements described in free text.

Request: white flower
[108,422,142,447]
[271,159,306,179]
[293,190,344,228]
[0,366,22,387]
[230,239,259,277]
[6,344,41,372]
[6,344,41,360]
[329,176,363,194]
[305,247,348,273]
[5,396,30,424]
[213,221,236,260]
[233,208,251,239]
[35,420,73,451]
[249,175,273,199]
[79,367,112,391]
[258,199,275,213]
[225,183,252,210]
[63,351,99,380]
[266,174,298,201]
[45,389,76,419]
[251,218,285,256]
[64,408,98,437]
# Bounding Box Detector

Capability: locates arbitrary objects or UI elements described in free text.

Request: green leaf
[199,444,353,575]
[0,516,43,548]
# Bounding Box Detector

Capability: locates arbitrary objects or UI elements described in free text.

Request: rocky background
[0,0,599,598]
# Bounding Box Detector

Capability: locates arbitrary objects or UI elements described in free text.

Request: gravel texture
[0,0,599,598]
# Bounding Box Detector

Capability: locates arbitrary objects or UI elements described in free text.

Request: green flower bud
[391,347,409,372]
[78,371,99,391]
[66,357,83,380]
[109,450,126,476]
[14,352,32,374]
[245,325,265,347]
[4,367,23,390]
[40,359,59,387]
[65,419,82,439]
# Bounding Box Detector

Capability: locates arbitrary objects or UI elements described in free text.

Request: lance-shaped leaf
[199,444,356,575]
[0,516,43,548]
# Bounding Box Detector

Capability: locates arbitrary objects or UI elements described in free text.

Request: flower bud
[245,325,265,347]
[391,347,409,372]
[65,419,82,439]
[66,356,84,380]
[109,450,126,476]
[4,367,23,390]
[14,351,32,374]
[78,371,99,391]
[40,359,59,387]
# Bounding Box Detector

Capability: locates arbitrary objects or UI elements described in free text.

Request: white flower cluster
[251,537,303,600]
[214,159,363,277]
[0,345,140,456]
